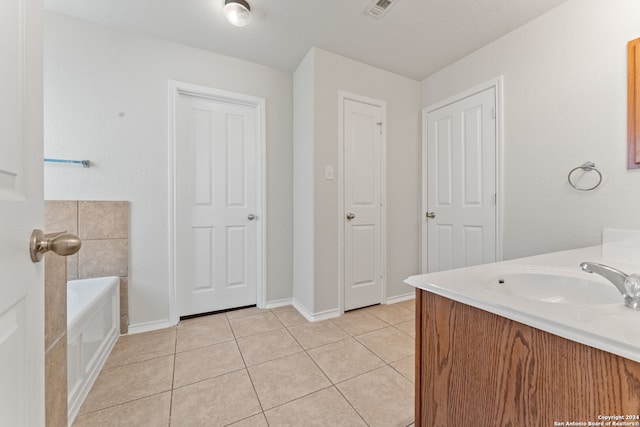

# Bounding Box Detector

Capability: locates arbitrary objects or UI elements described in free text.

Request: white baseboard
[385,292,415,305]
[264,298,293,309]
[127,319,176,335]
[292,299,341,322]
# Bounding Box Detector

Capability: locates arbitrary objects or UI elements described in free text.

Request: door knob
[247,213,256,221]
[426,212,436,219]
[30,229,82,263]
[346,212,355,220]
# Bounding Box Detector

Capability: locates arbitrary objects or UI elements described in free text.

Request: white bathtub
[67,277,120,425]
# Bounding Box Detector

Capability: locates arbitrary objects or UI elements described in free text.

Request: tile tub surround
[45,200,129,334]
[73,302,416,427]
[45,252,68,427]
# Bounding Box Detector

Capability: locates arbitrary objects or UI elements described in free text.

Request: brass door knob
[30,229,82,263]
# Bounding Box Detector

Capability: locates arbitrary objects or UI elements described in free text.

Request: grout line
[228,319,268,424]
[75,390,171,418]
[231,337,266,413]
[232,319,269,426]
[84,306,414,425]
[333,383,370,426]
[168,326,178,426]
[171,366,247,392]
[222,411,267,427]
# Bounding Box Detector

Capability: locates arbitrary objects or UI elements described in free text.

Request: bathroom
[2,0,640,425]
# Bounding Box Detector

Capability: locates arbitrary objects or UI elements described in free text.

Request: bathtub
[67,277,120,425]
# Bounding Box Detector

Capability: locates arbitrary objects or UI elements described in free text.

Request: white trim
[292,299,341,322]
[264,298,293,309]
[337,91,387,314]
[167,80,267,325]
[128,319,176,335]
[420,77,505,273]
[385,292,415,305]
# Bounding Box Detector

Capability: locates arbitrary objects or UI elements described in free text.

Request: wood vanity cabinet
[414,289,640,426]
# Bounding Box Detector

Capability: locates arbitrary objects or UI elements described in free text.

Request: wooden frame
[629,38,640,169]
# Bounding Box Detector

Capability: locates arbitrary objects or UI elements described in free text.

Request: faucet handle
[624,273,640,298]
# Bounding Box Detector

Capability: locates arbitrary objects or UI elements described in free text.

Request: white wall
[422,0,640,260]
[292,50,315,311]
[293,48,421,316]
[44,12,293,329]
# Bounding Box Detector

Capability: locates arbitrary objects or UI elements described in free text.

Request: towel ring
[567,162,602,191]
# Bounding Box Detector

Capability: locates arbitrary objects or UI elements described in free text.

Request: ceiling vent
[365,0,398,18]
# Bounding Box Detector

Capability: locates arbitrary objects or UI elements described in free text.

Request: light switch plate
[325,166,334,180]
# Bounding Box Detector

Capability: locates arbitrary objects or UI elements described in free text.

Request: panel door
[176,94,258,316]
[0,0,45,424]
[426,87,496,272]
[344,98,383,311]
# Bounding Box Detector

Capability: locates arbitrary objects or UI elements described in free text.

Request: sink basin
[485,271,622,305]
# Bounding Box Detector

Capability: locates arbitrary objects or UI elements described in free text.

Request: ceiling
[44,0,570,81]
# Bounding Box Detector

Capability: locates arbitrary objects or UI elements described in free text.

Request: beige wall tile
[45,336,67,427]
[78,201,128,240]
[45,200,78,235]
[119,277,128,334]
[45,252,67,350]
[120,313,128,335]
[78,239,128,278]
[66,253,78,281]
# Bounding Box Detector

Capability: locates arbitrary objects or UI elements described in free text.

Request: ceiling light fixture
[224,0,251,27]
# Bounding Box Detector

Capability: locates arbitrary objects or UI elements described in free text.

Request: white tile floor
[72,300,416,427]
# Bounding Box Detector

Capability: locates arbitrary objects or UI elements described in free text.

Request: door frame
[421,77,504,273]
[167,80,266,324]
[337,91,387,313]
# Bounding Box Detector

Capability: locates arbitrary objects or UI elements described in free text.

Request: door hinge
[494,193,497,205]
[377,122,383,134]
[491,108,496,119]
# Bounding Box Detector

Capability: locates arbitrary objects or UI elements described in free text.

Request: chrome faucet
[580,262,640,310]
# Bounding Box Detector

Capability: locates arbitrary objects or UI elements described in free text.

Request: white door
[0,0,45,425]
[176,93,258,316]
[425,87,496,272]
[343,97,384,311]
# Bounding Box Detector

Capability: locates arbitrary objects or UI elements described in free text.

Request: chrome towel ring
[568,161,602,191]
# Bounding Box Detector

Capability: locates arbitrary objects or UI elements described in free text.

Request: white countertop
[405,245,640,363]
